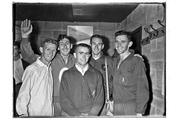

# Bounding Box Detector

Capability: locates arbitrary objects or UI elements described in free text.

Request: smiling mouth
[47,54,53,57]
[62,49,69,51]
[117,47,124,50]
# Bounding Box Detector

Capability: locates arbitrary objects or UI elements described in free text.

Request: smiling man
[89,34,114,115]
[51,35,75,116]
[113,30,149,116]
[59,43,104,116]
[19,19,76,116]
[16,38,58,116]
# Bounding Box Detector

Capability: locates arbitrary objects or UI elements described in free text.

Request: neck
[61,52,69,57]
[39,57,49,66]
[119,50,130,60]
[61,53,69,62]
[76,63,88,70]
[92,52,102,60]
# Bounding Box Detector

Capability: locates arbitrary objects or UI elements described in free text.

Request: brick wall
[117,4,165,115]
[15,3,165,116]
[16,21,117,56]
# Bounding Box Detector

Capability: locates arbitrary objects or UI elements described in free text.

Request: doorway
[131,26,142,54]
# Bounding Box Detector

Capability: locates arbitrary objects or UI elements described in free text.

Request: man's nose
[82,54,87,59]
[48,50,53,55]
[95,45,99,49]
[64,44,68,49]
[117,42,122,47]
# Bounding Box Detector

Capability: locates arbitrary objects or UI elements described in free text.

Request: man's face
[115,35,132,54]
[75,46,91,66]
[41,43,57,63]
[91,37,104,55]
[59,38,71,56]
[13,45,19,58]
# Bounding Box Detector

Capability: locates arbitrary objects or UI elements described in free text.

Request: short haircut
[13,41,20,48]
[74,43,91,54]
[58,34,72,44]
[90,34,103,44]
[41,38,58,47]
[115,30,132,41]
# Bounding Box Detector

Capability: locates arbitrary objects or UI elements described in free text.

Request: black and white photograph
[12,1,166,118]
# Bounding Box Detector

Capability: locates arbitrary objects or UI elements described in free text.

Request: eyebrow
[116,39,129,42]
[59,41,70,43]
[92,42,103,44]
[79,51,89,53]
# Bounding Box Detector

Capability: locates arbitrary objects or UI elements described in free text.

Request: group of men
[14,19,149,117]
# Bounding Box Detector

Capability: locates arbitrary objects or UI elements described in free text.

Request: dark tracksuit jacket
[89,55,114,101]
[59,65,104,116]
[51,53,75,116]
[113,51,149,114]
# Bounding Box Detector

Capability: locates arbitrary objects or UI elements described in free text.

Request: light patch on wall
[67,25,93,45]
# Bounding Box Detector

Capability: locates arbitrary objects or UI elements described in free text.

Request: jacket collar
[115,49,135,68]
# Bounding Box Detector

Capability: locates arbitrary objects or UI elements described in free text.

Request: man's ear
[39,47,43,54]
[73,53,76,58]
[102,44,104,50]
[70,44,73,49]
[128,41,133,48]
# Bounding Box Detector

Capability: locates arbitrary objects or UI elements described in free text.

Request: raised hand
[21,19,33,38]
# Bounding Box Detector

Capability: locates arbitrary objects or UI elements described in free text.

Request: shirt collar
[75,63,89,76]
[36,57,51,68]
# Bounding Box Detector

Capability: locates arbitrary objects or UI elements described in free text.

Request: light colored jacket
[16,58,53,116]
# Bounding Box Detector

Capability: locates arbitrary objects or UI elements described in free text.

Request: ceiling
[14,3,139,23]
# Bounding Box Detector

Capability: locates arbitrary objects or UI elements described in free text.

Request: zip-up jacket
[113,51,149,114]
[59,65,104,116]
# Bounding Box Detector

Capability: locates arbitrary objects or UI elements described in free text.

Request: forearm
[60,100,81,116]
[20,20,38,64]
[16,68,34,116]
[89,92,104,116]
[136,72,149,113]
[135,59,149,114]
[20,38,38,64]
[89,75,104,116]
[16,90,30,116]
[16,100,28,116]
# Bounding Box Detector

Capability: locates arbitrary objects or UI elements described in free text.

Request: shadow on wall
[142,55,153,116]
[112,49,118,58]
[30,22,40,55]
[69,36,77,54]
[101,35,110,56]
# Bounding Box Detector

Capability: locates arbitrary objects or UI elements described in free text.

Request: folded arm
[88,73,104,116]
[59,73,81,116]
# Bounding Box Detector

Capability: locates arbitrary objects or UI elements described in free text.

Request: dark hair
[90,34,103,44]
[13,41,20,48]
[41,38,58,47]
[115,30,132,41]
[74,43,91,54]
[58,34,73,44]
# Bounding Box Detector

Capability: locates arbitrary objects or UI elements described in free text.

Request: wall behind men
[15,3,165,116]
[15,21,119,56]
[117,4,165,116]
